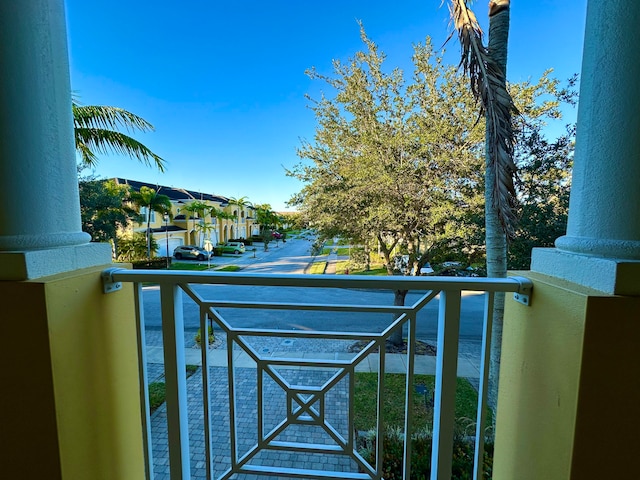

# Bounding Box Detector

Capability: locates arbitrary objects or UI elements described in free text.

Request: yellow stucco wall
[0,265,145,479]
[494,271,640,479]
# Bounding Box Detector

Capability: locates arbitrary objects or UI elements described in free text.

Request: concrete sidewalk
[146,344,481,379]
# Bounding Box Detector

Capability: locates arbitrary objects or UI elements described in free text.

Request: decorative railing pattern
[103,269,532,480]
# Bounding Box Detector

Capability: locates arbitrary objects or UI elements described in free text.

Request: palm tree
[449,0,517,417]
[73,100,166,171]
[208,206,235,244]
[183,200,210,246]
[130,186,172,258]
[228,196,252,239]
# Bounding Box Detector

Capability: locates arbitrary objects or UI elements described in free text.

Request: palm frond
[75,127,166,172]
[449,0,518,237]
[72,102,155,133]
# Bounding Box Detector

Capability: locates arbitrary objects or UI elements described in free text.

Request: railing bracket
[510,276,533,306]
[102,268,122,294]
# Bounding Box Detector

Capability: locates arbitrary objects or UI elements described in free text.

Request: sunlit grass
[354,373,489,432]
[308,262,327,274]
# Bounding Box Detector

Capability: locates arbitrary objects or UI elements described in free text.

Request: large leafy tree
[509,73,578,269]
[289,26,484,344]
[130,186,172,258]
[73,100,166,171]
[78,175,141,256]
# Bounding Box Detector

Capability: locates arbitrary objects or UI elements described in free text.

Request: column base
[0,242,112,280]
[531,247,640,295]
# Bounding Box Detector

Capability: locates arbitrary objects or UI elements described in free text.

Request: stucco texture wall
[494,271,640,479]
[0,265,145,479]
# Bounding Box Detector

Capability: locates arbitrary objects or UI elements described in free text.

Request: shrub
[357,427,493,480]
[131,257,170,269]
[195,325,215,346]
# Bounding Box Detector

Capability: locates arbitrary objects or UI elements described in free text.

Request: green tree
[130,186,172,258]
[117,232,157,262]
[228,196,252,239]
[508,72,578,269]
[73,100,166,171]
[78,175,140,257]
[254,204,280,250]
[289,26,484,344]
[184,200,210,245]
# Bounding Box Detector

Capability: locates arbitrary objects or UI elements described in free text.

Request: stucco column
[531,0,640,294]
[0,0,110,279]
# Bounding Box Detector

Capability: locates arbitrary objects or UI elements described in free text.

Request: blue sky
[66,0,588,211]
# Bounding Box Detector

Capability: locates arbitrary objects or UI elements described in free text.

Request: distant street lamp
[164,213,170,269]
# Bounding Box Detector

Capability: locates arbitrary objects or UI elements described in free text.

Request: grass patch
[320,246,333,255]
[170,263,214,271]
[149,365,200,414]
[336,247,350,256]
[335,260,350,274]
[308,262,327,274]
[217,265,241,272]
[349,266,388,276]
[337,237,350,245]
[148,382,166,412]
[354,373,489,433]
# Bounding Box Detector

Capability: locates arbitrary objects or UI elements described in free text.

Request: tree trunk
[486,0,510,422]
[146,209,152,258]
[390,289,408,346]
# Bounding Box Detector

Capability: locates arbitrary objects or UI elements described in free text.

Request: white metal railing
[103,269,532,480]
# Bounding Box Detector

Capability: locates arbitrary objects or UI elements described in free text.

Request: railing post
[134,284,155,480]
[431,290,461,480]
[473,292,495,480]
[160,283,191,479]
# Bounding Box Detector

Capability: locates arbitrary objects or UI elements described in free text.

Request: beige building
[113,178,258,256]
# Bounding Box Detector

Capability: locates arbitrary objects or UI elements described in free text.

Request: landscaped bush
[131,257,170,269]
[357,427,493,479]
[194,325,215,346]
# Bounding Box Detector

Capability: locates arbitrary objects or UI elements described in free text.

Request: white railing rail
[103,268,532,480]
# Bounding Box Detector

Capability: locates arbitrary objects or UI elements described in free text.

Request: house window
[140,207,156,223]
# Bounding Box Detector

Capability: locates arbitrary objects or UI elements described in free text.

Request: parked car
[173,245,211,261]
[216,241,245,254]
[271,231,283,239]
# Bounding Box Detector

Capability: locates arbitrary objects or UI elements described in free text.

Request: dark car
[173,245,211,261]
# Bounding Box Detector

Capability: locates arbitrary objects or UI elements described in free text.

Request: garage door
[157,238,183,257]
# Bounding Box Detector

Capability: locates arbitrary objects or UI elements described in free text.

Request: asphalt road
[142,236,486,342]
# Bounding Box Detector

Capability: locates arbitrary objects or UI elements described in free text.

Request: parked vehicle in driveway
[173,245,211,261]
[216,241,245,254]
[271,231,283,239]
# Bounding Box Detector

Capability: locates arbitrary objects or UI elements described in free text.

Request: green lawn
[170,262,214,271]
[216,265,241,272]
[354,372,488,434]
[336,247,350,256]
[308,262,327,274]
[347,266,388,276]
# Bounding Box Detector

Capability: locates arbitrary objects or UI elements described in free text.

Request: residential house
[112,178,257,256]
[0,1,638,479]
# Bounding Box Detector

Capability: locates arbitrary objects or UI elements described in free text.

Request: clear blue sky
[65,0,588,211]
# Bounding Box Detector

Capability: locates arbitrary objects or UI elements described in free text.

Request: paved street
[143,236,487,343]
